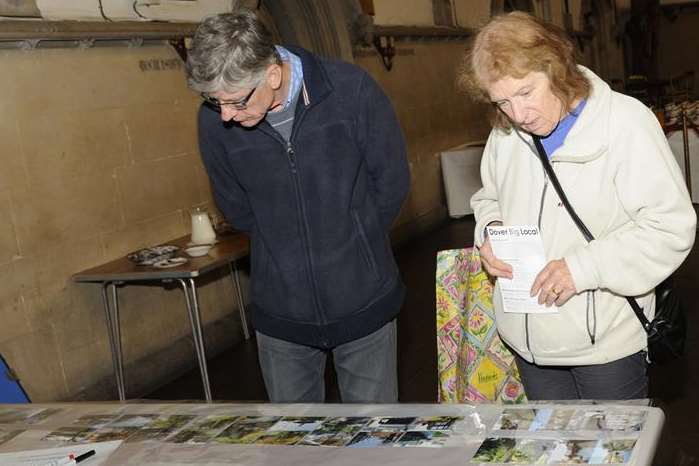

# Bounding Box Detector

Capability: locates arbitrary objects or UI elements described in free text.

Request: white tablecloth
[0,401,663,465]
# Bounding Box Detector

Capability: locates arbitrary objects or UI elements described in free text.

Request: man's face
[486,71,563,136]
[206,64,283,128]
[208,85,272,127]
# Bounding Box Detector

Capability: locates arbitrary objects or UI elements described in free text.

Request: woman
[461,12,696,400]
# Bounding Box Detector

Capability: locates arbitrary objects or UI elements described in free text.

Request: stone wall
[353,40,491,237]
[0,45,243,401]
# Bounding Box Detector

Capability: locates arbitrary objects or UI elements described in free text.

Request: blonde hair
[458,11,590,130]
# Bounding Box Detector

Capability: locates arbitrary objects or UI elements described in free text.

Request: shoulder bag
[531,135,686,364]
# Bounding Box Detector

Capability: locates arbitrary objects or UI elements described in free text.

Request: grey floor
[148,216,699,465]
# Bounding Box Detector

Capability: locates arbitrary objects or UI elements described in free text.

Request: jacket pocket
[351,210,379,281]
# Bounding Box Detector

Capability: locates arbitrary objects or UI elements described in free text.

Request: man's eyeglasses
[201,87,257,111]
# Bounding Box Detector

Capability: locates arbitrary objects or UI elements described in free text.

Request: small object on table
[185,245,213,257]
[127,245,179,266]
[74,449,96,463]
[152,257,188,269]
[189,207,217,245]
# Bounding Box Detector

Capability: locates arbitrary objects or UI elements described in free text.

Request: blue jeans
[256,319,398,403]
[514,351,648,400]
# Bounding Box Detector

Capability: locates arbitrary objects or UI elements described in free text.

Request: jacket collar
[253,46,332,141]
[550,66,611,163]
[283,45,333,108]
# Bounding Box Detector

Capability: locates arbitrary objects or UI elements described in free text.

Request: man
[185,10,410,403]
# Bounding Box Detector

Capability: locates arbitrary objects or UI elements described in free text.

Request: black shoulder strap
[531,135,652,331]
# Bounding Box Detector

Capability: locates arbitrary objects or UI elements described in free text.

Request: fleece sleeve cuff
[475,216,502,247]
[564,244,601,293]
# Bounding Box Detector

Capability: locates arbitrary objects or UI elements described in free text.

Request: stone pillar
[262,0,357,62]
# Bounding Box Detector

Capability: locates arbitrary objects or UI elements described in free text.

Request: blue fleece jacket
[197,46,410,349]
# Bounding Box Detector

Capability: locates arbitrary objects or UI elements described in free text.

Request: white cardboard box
[440,143,485,218]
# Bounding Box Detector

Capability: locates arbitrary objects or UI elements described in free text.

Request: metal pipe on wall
[0,20,197,42]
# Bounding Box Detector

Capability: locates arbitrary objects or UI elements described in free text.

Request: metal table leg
[229,261,250,340]
[101,282,126,401]
[177,278,212,402]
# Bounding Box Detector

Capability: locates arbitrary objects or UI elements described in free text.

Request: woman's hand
[531,259,577,306]
[479,237,513,279]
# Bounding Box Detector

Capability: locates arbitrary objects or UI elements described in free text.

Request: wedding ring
[551,286,561,296]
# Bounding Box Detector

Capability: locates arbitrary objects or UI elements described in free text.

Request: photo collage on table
[0,407,62,426]
[0,407,64,446]
[491,407,647,433]
[43,413,164,443]
[0,428,23,446]
[470,407,646,464]
[40,414,464,448]
[472,437,636,464]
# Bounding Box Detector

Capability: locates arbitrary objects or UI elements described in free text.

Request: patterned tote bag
[436,247,526,403]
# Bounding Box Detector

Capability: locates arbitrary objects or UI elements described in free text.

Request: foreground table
[0,401,663,465]
[72,232,250,402]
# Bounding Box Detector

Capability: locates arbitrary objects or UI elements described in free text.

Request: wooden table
[0,401,664,465]
[72,233,250,402]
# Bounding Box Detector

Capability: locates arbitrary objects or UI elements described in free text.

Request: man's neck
[269,61,291,113]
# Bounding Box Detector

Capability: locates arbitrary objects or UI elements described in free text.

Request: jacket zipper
[256,109,328,342]
[286,142,297,173]
[238,78,330,344]
[283,139,328,334]
[536,162,597,347]
[537,178,548,231]
[525,171,550,364]
[281,98,331,342]
[253,82,331,344]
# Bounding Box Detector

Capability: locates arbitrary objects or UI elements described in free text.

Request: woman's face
[486,71,564,136]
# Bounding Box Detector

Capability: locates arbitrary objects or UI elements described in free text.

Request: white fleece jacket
[471,67,696,366]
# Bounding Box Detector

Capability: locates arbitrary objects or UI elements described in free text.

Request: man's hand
[479,237,513,279]
[531,259,577,307]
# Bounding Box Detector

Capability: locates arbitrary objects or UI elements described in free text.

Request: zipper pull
[286,142,297,173]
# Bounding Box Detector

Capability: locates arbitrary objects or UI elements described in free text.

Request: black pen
[74,450,96,463]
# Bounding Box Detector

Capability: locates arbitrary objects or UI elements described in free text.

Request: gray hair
[186,9,281,94]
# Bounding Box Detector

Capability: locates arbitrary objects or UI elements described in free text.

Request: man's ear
[267,64,283,90]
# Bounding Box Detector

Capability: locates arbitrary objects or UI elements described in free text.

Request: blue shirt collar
[274,45,303,112]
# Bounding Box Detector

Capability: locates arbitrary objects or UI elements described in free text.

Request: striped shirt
[265,46,304,141]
